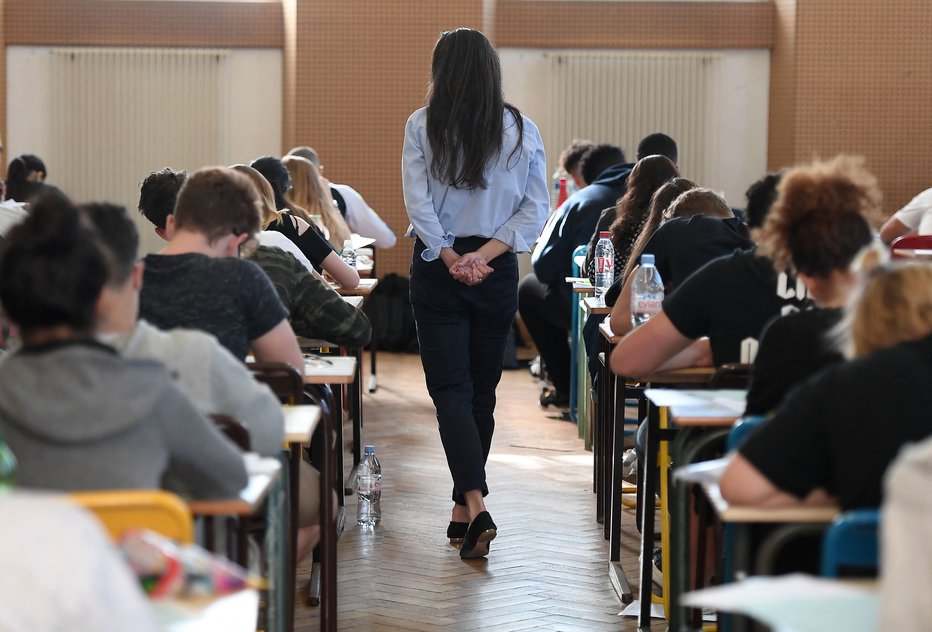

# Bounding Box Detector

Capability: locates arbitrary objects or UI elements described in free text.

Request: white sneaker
[529,355,541,377]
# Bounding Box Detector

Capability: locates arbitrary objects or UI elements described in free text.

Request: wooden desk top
[343,295,364,309]
[701,482,840,524]
[333,277,378,296]
[153,589,259,631]
[598,320,621,344]
[638,367,716,385]
[581,296,611,316]
[283,404,320,445]
[644,389,747,427]
[188,457,281,516]
[303,355,356,384]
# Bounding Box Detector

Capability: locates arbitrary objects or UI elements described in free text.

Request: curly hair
[759,155,881,276]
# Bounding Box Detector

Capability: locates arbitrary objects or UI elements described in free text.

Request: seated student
[557,139,595,195]
[0,492,158,632]
[0,196,247,497]
[609,187,751,335]
[720,250,932,510]
[138,167,186,241]
[521,143,631,407]
[744,156,878,415]
[138,166,304,371]
[250,156,359,289]
[610,171,810,377]
[139,167,370,348]
[879,433,932,629]
[4,154,46,203]
[286,145,398,249]
[879,186,932,243]
[84,202,286,457]
[230,164,318,274]
[587,154,679,287]
[283,155,353,249]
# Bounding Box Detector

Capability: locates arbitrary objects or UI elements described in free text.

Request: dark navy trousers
[410,237,518,506]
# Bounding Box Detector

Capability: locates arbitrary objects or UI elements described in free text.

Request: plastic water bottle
[594,231,615,301]
[356,445,382,526]
[341,239,357,267]
[630,254,664,327]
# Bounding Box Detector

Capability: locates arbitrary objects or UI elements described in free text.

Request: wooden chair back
[211,414,252,451]
[247,362,304,405]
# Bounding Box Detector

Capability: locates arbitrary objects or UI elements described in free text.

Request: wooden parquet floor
[296,352,644,631]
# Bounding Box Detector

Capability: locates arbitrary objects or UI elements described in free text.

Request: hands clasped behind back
[447,251,494,286]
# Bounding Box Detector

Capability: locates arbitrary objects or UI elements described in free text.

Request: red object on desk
[556,177,568,208]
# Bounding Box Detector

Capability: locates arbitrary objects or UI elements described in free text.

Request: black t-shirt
[739,334,932,510]
[663,248,812,365]
[139,253,288,359]
[745,308,845,415]
[269,212,334,267]
[644,216,752,292]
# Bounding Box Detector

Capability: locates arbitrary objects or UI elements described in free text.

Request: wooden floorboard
[295,352,646,630]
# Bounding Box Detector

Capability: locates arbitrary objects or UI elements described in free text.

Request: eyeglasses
[238,235,259,258]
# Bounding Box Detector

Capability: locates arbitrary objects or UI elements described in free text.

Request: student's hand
[451,252,493,286]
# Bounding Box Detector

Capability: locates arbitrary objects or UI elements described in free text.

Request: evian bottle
[630,254,664,327]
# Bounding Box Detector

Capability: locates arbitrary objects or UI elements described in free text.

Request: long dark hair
[426,28,523,190]
[609,155,679,271]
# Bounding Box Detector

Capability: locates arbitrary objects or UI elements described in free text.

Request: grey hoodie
[102,320,285,457]
[0,340,247,499]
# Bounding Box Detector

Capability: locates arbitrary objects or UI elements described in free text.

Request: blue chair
[568,244,588,421]
[820,509,880,577]
[726,414,767,451]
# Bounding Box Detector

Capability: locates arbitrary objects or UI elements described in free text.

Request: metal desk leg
[609,378,633,603]
[638,401,660,630]
[344,346,363,495]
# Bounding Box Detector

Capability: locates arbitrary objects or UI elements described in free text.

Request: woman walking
[402,28,548,559]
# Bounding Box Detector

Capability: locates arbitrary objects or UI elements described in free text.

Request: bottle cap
[364,445,375,455]
[641,254,655,265]
[599,231,610,238]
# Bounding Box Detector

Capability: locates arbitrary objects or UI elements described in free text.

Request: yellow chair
[69,490,194,544]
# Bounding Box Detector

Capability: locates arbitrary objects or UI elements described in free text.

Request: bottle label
[597,256,613,273]
[632,297,662,314]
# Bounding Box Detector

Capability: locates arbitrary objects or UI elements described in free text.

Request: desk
[575,297,612,439]
[283,404,320,444]
[332,277,378,296]
[303,356,357,384]
[342,295,364,310]
[187,458,288,632]
[155,589,259,632]
[655,389,744,631]
[892,247,932,259]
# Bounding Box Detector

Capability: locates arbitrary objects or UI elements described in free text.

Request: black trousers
[410,237,517,506]
[517,273,572,394]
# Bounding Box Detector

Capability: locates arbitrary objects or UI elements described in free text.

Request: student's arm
[320,250,360,289]
[609,272,636,335]
[610,311,693,377]
[207,343,285,457]
[879,216,913,244]
[290,261,372,347]
[251,319,305,375]
[654,337,712,372]
[720,454,836,508]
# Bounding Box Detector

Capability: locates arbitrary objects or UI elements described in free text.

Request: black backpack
[366,273,419,353]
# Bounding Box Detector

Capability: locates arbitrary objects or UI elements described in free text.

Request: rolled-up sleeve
[402,112,453,261]
[491,121,550,254]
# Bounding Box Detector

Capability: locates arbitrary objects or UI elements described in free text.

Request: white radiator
[544,51,722,187]
[50,48,231,253]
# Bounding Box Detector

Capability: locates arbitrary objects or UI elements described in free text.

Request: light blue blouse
[402,107,549,262]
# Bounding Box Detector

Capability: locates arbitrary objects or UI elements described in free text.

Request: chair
[569,244,588,421]
[890,234,932,259]
[821,509,880,577]
[709,363,752,389]
[726,414,767,451]
[247,362,304,405]
[69,490,194,543]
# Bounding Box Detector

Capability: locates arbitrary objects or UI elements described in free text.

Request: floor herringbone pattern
[296,352,643,631]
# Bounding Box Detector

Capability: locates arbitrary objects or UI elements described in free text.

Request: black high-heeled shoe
[447,521,468,544]
[459,511,497,559]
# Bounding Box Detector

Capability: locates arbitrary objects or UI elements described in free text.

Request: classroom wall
[4,0,931,274]
[769,0,932,215]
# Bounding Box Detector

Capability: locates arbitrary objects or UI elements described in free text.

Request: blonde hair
[842,242,932,358]
[282,155,352,247]
[230,164,282,229]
